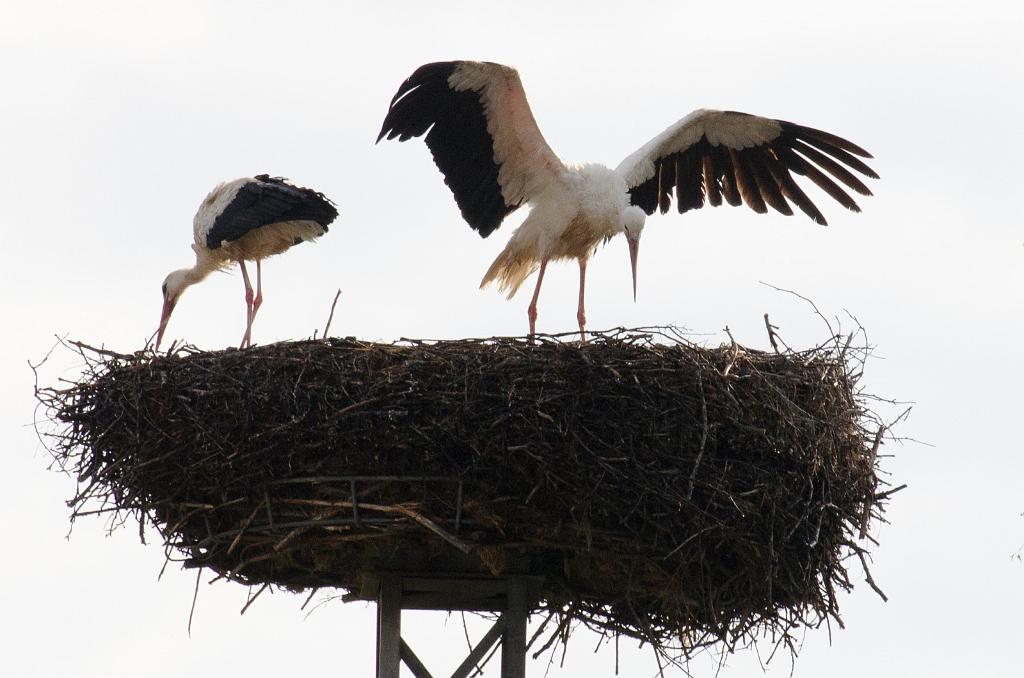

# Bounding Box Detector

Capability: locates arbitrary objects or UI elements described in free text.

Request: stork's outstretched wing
[377,61,568,238]
[615,109,877,225]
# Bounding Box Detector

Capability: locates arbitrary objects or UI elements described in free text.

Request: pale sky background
[2,1,1022,676]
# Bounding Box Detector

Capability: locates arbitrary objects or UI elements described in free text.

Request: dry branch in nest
[37,327,896,663]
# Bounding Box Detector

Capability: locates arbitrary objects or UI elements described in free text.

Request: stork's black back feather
[206,175,339,250]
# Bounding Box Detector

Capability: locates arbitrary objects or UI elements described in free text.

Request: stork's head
[155,269,191,351]
[620,206,646,301]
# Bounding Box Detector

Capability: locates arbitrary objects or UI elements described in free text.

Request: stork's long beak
[155,297,176,351]
[627,235,640,301]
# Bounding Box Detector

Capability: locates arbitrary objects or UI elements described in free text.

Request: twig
[722,326,740,377]
[322,289,342,339]
[228,502,264,555]
[187,568,202,636]
[68,339,133,360]
[860,426,886,538]
[760,281,837,339]
[240,582,271,615]
[300,588,318,611]
[856,550,888,602]
[763,313,788,353]
[686,373,708,501]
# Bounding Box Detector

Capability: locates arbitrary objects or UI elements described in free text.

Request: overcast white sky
[2,1,1023,676]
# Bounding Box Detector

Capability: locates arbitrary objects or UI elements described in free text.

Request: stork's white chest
[550,164,627,251]
[506,163,628,261]
[571,163,629,221]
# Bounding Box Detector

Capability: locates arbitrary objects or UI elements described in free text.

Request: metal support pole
[400,639,435,678]
[371,575,531,678]
[501,579,528,678]
[451,616,506,678]
[376,574,402,678]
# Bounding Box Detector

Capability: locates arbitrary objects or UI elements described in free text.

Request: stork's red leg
[527,257,549,337]
[577,258,587,343]
[239,259,254,349]
[253,260,264,319]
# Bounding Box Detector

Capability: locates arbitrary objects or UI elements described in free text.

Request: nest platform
[39,328,894,658]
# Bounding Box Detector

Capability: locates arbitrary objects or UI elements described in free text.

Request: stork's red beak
[627,236,640,301]
[155,297,176,351]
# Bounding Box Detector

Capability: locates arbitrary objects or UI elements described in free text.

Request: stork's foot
[528,303,538,339]
[577,310,587,344]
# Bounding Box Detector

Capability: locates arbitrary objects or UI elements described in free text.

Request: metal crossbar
[269,475,462,484]
[268,475,465,533]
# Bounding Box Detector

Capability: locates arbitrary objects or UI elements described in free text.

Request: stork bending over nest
[156,175,338,350]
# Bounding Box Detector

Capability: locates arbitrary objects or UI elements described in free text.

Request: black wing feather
[377,61,518,238]
[206,175,338,250]
[628,114,876,225]
[748,149,793,216]
[676,147,705,213]
[703,153,722,207]
[715,145,744,207]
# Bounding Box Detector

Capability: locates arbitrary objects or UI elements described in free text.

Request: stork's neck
[174,250,220,289]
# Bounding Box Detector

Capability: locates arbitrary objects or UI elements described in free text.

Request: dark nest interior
[37,327,897,662]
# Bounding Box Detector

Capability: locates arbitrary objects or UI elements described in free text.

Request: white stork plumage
[378,60,878,338]
[155,174,338,351]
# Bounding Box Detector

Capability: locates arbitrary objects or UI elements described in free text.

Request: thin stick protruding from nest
[322,288,342,339]
[188,568,202,637]
[240,582,271,615]
[860,426,886,539]
[856,550,888,602]
[763,313,788,354]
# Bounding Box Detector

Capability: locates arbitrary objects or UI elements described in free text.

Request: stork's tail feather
[480,245,539,300]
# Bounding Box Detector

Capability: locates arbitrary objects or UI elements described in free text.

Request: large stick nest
[37,328,895,660]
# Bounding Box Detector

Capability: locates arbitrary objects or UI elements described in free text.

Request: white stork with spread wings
[378,60,877,338]
[155,175,338,350]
